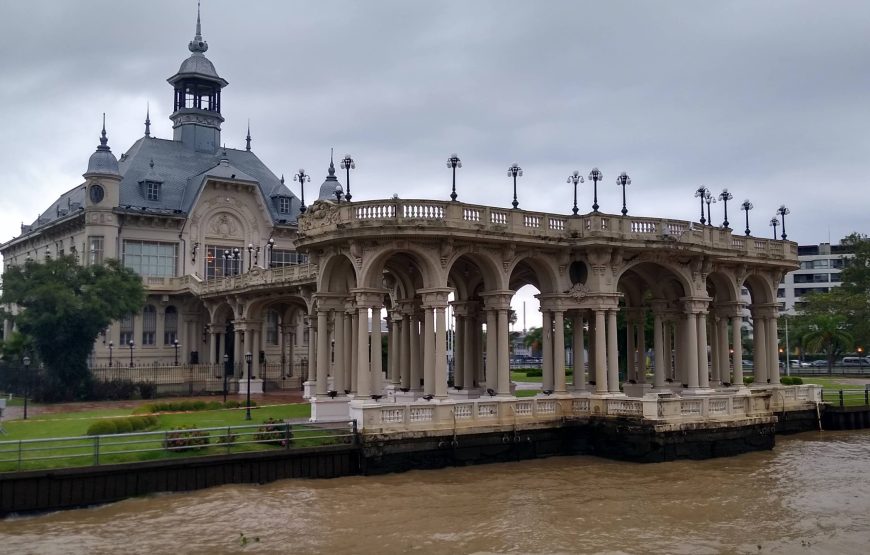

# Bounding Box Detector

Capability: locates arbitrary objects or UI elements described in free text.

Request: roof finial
[99,113,110,150]
[328,147,336,176]
[144,102,151,137]
[246,119,251,151]
[188,0,208,53]
[280,174,285,184]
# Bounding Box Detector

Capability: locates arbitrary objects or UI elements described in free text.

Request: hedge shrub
[163,425,210,451]
[780,376,804,385]
[254,417,292,447]
[134,400,256,414]
[86,415,157,436]
[743,376,755,385]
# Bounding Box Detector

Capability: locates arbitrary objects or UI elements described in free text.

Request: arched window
[142,305,157,346]
[164,306,178,345]
[120,314,134,346]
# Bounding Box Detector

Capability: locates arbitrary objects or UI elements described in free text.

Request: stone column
[208,328,218,365]
[625,318,636,382]
[717,313,729,386]
[541,310,554,392]
[351,309,359,394]
[454,306,465,389]
[637,314,647,384]
[653,311,666,387]
[390,312,402,387]
[334,309,346,393]
[356,304,370,398]
[307,315,317,383]
[731,315,744,385]
[553,310,566,394]
[434,304,448,399]
[753,314,767,384]
[233,325,242,377]
[696,311,709,388]
[401,309,411,389]
[423,306,435,395]
[606,309,619,393]
[497,307,510,396]
[242,326,252,378]
[316,310,330,396]
[767,312,780,384]
[410,309,422,390]
[463,303,477,388]
[594,309,607,393]
[663,321,673,381]
[709,316,720,385]
[371,305,383,397]
[685,311,700,389]
[573,312,585,390]
[486,308,498,392]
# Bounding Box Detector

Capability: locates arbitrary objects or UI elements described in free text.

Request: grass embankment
[802,377,870,407]
[0,402,326,473]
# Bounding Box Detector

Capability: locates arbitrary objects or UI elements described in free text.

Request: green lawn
[514,389,539,398]
[801,378,869,407]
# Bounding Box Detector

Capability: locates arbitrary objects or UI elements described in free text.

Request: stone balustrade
[298,199,797,262]
[198,263,319,297]
[350,385,822,434]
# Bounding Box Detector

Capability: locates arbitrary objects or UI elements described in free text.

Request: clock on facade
[89,184,104,204]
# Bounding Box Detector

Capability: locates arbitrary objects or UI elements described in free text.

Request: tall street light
[704,189,716,226]
[695,186,708,225]
[507,163,523,209]
[777,205,790,240]
[616,172,631,216]
[173,339,180,366]
[719,189,733,228]
[129,340,135,368]
[741,200,753,236]
[22,355,31,420]
[447,154,462,201]
[588,168,603,213]
[341,155,355,201]
[244,352,253,420]
[294,168,310,214]
[108,340,113,367]
[770,217,779,240]
[567,171,584,216]
[334,184,343,203]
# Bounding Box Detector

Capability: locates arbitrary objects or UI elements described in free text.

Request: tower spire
[188,0,208,53]
[328,147,335,176]
[144,103,151,137]
[99,113,109,149]
[246,119,251,151]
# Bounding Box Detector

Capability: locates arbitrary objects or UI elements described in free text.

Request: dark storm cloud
[1,0,869,246]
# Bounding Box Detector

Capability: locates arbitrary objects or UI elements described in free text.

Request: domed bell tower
[83,115,122,261]
[167,4,228,153]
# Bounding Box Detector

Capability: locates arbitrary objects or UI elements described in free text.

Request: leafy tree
[793,292,853,374]
[1,256,145,400]
[523,326,542,356]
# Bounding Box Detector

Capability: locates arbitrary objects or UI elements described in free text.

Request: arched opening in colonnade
[742,273,781,386]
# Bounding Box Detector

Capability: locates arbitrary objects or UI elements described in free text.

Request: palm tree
[523,327,543,357]
[801,314,853,375]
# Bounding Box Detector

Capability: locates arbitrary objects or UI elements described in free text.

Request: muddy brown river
[0,430,868,554]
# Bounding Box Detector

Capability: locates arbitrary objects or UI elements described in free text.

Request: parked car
[841,357,866,367]
[811,360,828,367]
[742,359,754,368]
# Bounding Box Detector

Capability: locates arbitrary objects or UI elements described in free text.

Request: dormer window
[145,181,161,201]
[278,196,290,214]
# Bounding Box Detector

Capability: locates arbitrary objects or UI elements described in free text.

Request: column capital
[536,293,572,312]
[418,287,453,307]
[751,303,779,319]
[350,287,387,308]
[680,296,712,314]
[313,292,348,311]
[714,301,745,319]
[480,289,514,310]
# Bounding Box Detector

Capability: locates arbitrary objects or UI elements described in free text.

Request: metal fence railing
[0,420,356,473]
[821,388,870,408]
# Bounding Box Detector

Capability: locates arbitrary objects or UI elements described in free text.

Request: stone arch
[359,247,443,291]
[616,261,692,301]
[445,249,502,296]
[317,253,358,294]
[507,253,561,293]
[706,270,740,304]
[742,271,776,305]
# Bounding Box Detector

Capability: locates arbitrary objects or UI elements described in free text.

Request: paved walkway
[1,390,306,421]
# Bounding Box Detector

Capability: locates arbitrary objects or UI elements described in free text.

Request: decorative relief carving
[208,212,240,238]
[566,282,590,300]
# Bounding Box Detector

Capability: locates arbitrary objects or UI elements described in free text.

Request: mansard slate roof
[116,136,301,220]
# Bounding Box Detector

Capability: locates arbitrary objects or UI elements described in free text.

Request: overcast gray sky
[1,0,868,326]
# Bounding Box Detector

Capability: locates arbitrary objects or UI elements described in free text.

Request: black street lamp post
[507,163,523,209]
[223,353,229,404]
[588,168,603,213]
[567,171,584,216]
[616,172,631,216]
[129,340,134,368]
[777,205,790,240]
[173,339,180,366]
[447,154,462,201]
[108,341,113,367]
[334,184,343,203]
[244,352,253,420]
[770,217,779,240]
[695,186,708,225]
[22,355,30,420]
[265,237,275,269]
[718,189,733,228]
[704,189,716,226]
[341,155,355,201]
[247,243,260,271]
[294,168,310,214]
[741,200,753,236]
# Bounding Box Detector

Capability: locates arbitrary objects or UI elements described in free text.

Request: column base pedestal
[623,383,654,398]
[448,387,483,400]
[237,378,263,395]
[310,396,351,422]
